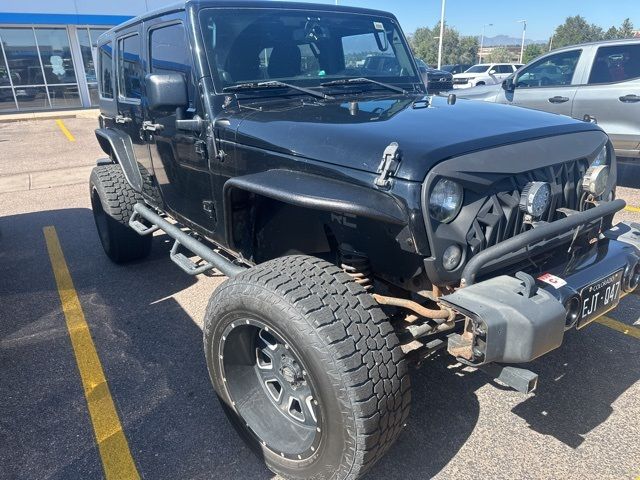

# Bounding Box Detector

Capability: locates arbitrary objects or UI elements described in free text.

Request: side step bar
[129,203,247,278]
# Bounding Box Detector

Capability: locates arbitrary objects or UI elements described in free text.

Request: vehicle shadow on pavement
[512,322,640,449]
[2,207,639,479]
[0,208,272,480]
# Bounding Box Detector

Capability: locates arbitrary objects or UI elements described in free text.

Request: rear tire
[204,255,411,480]
[90,164,152,263]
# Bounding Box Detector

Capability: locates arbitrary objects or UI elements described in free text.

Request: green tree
[552,15,604,49]
[523,43,545,63]
[486,46,513,63]
[410,22,478,67]
[604,26,619,40]
[618,18,635,38]
[458,36,480,64]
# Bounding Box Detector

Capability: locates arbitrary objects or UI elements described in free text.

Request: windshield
[465,65,490,73]
[199,8,419,91]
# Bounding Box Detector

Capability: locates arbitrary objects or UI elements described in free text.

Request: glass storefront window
[77,27,109,106]
[15,86,49,110]
[35,28,77,85]
[0,25,112,112]
[0,88,16,111]
[77,28,96,82]
[0,28,42,86]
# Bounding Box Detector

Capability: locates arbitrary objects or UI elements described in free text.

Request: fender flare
[223,169,408,244]
[95,128,143,192]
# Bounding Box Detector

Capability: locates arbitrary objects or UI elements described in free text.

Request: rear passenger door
[572,43,640,158]
[144,15,216,231]
[115,27,154,188]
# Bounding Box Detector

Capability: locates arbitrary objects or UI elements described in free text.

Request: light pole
[437,0,446,69]
[517,20,527,63]
[479,23,493,63]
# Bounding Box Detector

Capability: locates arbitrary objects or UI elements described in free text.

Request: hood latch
[374,142,401,189]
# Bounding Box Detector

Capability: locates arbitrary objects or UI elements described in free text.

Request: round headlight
[519,181,551,218]
[582,165,609,196]
[429,179,463,223]
[591,145,608,166]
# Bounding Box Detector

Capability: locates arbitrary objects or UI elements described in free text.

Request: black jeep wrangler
[90,1,640,478]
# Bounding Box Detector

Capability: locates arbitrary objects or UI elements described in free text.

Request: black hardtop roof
[101,0,397,38]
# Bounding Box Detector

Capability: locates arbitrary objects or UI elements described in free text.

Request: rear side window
[117,34,142,100]
[495,65,513,74]
[98,42,113,98]
[589,44,640,85]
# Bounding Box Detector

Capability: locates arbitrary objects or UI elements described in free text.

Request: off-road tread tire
[90,164,152,263]
[204,255,411,480]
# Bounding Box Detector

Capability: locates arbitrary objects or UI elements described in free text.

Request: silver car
[456,39,640,158]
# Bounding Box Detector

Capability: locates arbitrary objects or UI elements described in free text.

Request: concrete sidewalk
[0,165,94,194]
[0,108,99,123]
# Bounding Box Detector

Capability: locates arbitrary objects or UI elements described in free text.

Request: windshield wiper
[320,77,407,94]
[223,81,332,100]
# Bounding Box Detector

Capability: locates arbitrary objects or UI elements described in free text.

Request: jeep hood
[232,94,600,181]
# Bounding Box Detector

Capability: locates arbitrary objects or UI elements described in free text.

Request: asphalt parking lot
[1,117,639,480]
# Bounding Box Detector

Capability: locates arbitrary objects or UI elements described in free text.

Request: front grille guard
[466,159,590,255]
[460,199,626,286]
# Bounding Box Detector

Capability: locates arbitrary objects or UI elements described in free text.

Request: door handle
[619,94,640,103]
[548,96,569,104]
[141,121,164,132]
[115,114,132,124]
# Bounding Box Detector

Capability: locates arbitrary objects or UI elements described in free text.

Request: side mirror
[145,73,188,112]
[502,77,516,92]
[489,69,497,75]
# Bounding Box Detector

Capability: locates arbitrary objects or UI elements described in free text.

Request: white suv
[453,63,522,88]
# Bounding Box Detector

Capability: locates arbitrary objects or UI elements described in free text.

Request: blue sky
[283,0,638,40]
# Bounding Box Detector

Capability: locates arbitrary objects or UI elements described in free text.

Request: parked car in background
[416,59,453,93]
[455,39,640,158]
[441,63,473,75]
[453,63,523,88]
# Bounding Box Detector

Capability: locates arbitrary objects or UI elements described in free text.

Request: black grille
[465,159,589,254]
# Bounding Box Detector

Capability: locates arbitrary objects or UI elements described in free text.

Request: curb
[0,165,93,194]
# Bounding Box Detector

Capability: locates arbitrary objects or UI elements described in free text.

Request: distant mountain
[480,35,547,46]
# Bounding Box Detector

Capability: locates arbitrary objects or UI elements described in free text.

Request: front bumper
[441,220,640,366]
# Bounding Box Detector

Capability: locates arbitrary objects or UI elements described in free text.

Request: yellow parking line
[55,119,75,142]
[43,226,140,480]
[624,206,640,213]
[595,315,640,340]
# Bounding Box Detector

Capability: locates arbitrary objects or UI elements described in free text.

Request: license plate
[577,270,623,328]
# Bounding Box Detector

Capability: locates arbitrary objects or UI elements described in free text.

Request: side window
[496,65,513,74]
[589,44,640,85]
[516,50,581,88]
[117,34,142,100]
[150,23,193,102]
[98,42,113,99]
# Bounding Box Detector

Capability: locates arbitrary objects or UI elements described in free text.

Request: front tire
[204,255,410,480]
[90,164,152,263]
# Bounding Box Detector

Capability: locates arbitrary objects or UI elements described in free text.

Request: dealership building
[0,0,174,113]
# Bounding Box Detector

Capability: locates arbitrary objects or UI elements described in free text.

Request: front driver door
[144,16,216,232]
[497,49,582,117]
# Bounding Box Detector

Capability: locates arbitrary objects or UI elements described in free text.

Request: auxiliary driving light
[625,263,640,292]
[443,244,462,271]
[582,165,609,196]
[519,181,551,218]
